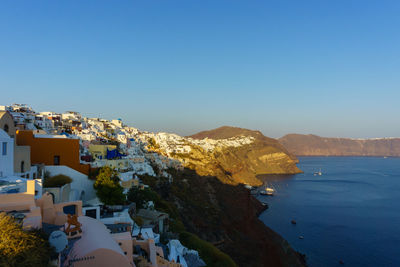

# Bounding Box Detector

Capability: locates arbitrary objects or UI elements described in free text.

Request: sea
[258,157,400,267]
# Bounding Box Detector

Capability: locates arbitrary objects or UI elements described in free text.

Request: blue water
[259,157,400,267]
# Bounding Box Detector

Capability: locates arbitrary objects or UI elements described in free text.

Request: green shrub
[0,213,54,267]
[94,166,125,205]
[127,187,159,210]
[169,219,185,234]
[127,186,180,220]
[43,174,72,188]
[179,231,237,267]
[88,167,100,180]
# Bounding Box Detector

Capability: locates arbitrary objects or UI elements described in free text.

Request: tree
[0,213,53,267]
[93,166,125,205]
[127,187,160,210]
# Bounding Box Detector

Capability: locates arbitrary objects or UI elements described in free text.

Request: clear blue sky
[1,0,399,138]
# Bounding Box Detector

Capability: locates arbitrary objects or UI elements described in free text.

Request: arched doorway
[80,190,85,201]
[49,193,55,203]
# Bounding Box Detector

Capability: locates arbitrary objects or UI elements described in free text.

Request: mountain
[174,126,303,186]
[279,134,400,156]
[190,126,268,140]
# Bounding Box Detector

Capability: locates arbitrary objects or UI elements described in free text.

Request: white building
[0,129,14,178]
[34,114,53,129]
[61,111,82,121]
[45,165,96,203]
[111,119,123,128]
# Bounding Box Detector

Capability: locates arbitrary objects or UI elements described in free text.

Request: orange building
[16,130,90,175]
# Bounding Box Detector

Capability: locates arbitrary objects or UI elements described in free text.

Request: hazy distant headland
[279,134,400,157]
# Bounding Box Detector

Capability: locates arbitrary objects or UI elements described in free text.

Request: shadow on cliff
[142,167,307,267]
[257,173,297,183]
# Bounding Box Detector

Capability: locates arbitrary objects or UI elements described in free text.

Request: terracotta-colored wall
[112,232,133,264]
[70,248,132,267]
[16,130,90,175]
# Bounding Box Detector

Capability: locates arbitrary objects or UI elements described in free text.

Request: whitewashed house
[0,129,14,178]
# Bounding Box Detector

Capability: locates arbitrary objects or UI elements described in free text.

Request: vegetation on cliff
[140,168,305,267]
[128,174,236,267]
[179,231,237,267]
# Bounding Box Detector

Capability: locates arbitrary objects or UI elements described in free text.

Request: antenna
[49,230,68,253]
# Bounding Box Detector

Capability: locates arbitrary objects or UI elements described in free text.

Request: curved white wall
[45,165,95,203]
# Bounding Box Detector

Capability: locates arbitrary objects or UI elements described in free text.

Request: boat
[314,168,322,176]
[260,187,275,196]
[243,184,253,190]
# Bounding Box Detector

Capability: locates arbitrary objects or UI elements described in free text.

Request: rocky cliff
[179,126,302,186]
[144,168,306,267]
[279,134,400,156]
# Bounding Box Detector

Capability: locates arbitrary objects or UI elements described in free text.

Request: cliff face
[147,169,306,267]
[279,134,400,156]
[179,126,302,186]
[143,127,306,266]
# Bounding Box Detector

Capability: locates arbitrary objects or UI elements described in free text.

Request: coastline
[254,193,307,267]
[293,155,399,157]
[251,174,307,267]
[149,168,307,267]
[257,156,400,266]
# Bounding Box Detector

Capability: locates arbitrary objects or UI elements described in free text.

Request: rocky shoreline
[147,168,306,267]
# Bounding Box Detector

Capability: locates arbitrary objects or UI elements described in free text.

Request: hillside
[279,134,400,156]
[190,126,267,140]
[143,169,306,267]
[190,126,296,157]
[178,126,302,186]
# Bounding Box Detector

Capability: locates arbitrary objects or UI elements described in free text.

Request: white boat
[260,187,275,196]
[314,169,322,176]
[244,184,253,190]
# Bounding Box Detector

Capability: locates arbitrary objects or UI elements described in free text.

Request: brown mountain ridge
[185,126,302,186]
[279,133,400,156]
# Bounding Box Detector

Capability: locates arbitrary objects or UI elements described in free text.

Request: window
[63,205,76,215]
[85,209,97,219]
[54,155,60,165]
[3,124,8,133]
[2,142,6,156]
[21,161,24,173]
